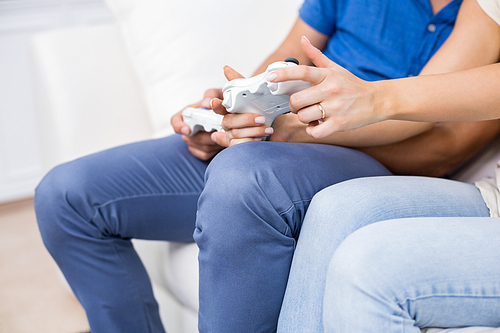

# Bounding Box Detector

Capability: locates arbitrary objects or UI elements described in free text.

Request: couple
[35,0,500,331]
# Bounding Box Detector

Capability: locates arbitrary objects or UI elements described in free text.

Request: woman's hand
[211,66,274,147]
[266,36,388,139]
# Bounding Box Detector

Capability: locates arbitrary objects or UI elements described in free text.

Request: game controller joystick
[182,107,224,136]
[222,58,311,126]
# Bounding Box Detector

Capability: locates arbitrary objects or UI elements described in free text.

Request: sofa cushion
[31,24,154,172]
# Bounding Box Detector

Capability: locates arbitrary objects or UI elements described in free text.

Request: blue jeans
[325,217,500,332]
[277,176,496,332]
[34,134,390,333]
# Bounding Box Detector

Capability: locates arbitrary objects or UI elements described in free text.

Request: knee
[202,142,280,200]
[324,220,420,332]
[328,223,390,287]
[35,161,95,252]
[196,142,294,247]
[306,177,401,233]
[326,220,414,306]
[206,142,268,179]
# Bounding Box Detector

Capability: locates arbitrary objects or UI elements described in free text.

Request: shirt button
[427,24,437,33]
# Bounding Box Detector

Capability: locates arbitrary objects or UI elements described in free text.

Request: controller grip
[182,107,223,136]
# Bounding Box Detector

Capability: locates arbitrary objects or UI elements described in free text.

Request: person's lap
[35,135,392,332]
[35,134,208,332]
[278,176,491,332]
[194,141,391,332]
[324,216,500,332]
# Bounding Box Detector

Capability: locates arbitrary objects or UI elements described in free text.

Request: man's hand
[211,66,275,147]
[171,90,225,160]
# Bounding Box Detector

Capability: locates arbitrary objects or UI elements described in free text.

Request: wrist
[372,80,398,122]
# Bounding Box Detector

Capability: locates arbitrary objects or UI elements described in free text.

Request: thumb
[301,36,340,70]
[171,109,191,135]
[224,65,245,81]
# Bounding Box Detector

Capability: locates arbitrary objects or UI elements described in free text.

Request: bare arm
[380,0,500,122]
[379,63,500,122]
[270,0,500,175]
[211,18,330,145]
[216,20,435,147]
[271,113,434,147]
[363,0,500,175]
[359,120,500,177]
[268,19,435,146]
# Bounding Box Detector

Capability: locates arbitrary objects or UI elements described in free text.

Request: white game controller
[182,107,224,136]
[222,58,311,126]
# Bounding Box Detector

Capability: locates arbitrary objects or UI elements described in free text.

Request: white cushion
[451,134,500,184]
[162,242,199,312]
[31,24,153,172]
[103,0,302,136]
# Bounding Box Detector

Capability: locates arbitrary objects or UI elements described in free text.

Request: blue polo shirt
[299,0,462,81]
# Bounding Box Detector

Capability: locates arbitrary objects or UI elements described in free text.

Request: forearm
[358,0,500,174]
[375,0,500,123]
[273,113,434,147]
[358,120,500,177]
[321,120,434,147]
[377,64,500,123]
[274,115,500,177]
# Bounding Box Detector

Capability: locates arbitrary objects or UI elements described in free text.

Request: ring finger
[296,103,326,124]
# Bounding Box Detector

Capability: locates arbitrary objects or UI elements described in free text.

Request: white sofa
[31,0,500,332]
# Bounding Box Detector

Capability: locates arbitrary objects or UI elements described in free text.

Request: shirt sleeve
[477,0,500,26]
[299,0,337,36]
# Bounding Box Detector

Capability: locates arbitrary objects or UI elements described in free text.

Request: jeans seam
[399,293,500,305]
[278,198,314,238]
[278,198,314,216]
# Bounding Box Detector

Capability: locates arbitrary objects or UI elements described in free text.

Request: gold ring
[317,103,326,120]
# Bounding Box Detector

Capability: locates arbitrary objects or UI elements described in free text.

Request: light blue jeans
[278,176,499,332]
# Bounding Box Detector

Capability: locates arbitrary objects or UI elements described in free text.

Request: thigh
[200,141,393,239]
[35,134,211,332]
[278,176,491,332]
[36,134,210,241]
[195,142,392,333]
[325,217,500,331]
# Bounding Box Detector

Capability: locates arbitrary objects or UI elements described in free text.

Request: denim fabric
[299,0,462,80]
[35,135,391,333]
[35,135,207,333]
[278,176,491,333]
[194,141,391,333]
[325,217,500,332]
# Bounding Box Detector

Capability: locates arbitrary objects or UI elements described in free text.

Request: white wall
[0,0,113,203]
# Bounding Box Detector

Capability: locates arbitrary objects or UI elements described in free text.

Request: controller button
[284,58,299,65]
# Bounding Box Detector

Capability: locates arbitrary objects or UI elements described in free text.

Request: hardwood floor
[0,199,89,333]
